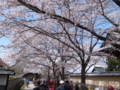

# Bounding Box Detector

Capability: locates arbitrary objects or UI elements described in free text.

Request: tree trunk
[81,65,86,84]
[61,67,65,80]
[56,75,60,87]
[47,67,50,82]
[53,69,57,89]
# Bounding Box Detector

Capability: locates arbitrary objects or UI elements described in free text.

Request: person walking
[56,80,65,90]
[107,86,114,90]
[33,81,41,90]
[64,80,70,90]
[48,80,55,90]
[26,78,30,88]
[81,84,88,90]
[94,87,100,90]
[40,81,48,90]
[69,81,73,90]
[75,82,79,90]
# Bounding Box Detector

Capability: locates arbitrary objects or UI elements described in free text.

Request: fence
[7,78,23,90]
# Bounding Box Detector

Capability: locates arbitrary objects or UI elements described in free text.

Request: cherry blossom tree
[0,0,120,84]
[5,29,76,82]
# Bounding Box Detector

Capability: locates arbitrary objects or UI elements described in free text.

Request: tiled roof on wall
[70,71,120,76]
[86,71,120,76]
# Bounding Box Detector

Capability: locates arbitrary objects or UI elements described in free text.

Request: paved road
[24,81,35,90]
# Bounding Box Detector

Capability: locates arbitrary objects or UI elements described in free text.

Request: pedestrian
[107,86,114,90]
[33,81,41,90]
[33,78,35,82]
[40,80,48,90]
[94,87,100,90]
[69,81,73,90]
[56,80,65,90]
[75,82,79,90]
[48,80,55,90]
[64,80,70,90]
[26,78,30,87]
[81,84,88,90]
[45,80,49,88]
[34,79,41,86]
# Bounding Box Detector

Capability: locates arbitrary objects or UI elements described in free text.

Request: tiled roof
[98,31,120,58]
[86,71,120,76]
[92,67,105,73]
[0,58,7,67]
[0,69,15,75]
[70,71,120,76]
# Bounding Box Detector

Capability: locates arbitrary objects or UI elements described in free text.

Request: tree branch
[112,0,120,7]
[17,0,106,41]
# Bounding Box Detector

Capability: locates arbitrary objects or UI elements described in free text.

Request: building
[22,73,41,81]
[0,69,15,90]
[91,67,105,73]
[0,58,7,69]
[98,31,120,59]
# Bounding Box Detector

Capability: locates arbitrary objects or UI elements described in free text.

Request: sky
[0,37,10,58]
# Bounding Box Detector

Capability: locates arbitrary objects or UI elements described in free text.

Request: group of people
[56,80,73,90]
[33,79,73,90]
[26,78,115,90]
[75,83,115,90]
[94,86,114,90]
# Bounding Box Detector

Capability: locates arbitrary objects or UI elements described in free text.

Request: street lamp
[0,69,15,90]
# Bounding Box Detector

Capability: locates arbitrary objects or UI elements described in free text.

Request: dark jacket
[33,87,40,90]
[56,86,64,90]
[40,84,48,90]
[33,86,40,90]
[64,84,70,90]
[75,84,79,90]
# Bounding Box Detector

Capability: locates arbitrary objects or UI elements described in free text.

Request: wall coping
[70,71,120,76]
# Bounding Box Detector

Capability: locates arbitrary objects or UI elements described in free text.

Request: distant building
[0,58,7,69]
[91,67,105,73]
[98,31,120,59]
[22,73,41,81]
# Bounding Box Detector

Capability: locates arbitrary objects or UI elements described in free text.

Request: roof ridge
[0,58,7,67]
